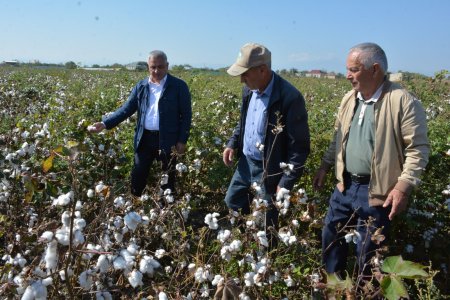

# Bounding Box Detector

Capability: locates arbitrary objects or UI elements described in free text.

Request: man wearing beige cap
[223,43,310,233]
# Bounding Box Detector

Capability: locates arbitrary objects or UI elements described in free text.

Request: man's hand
[383,188,408,220]
[87,122,106,133]
[176,142,186,154]
[313,169,327,191]
[223,148,234,166]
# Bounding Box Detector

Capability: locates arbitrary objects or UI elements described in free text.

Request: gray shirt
[345,84,384,175]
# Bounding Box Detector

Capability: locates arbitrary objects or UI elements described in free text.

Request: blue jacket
[226,73,310,193]
[103,74,192,153]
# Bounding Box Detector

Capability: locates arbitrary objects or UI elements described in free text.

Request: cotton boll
[284,275,295,287]
[73,230,85,246]
[53,191,73,206]
[113,256,126,270]
[158,291,168,300]
[124,211,141,231]
[113,196,125,208]
[139,255,160,276]
[256,231,269,248]
[113,216,123,228]
[120,249,135,269]
[59,268,73,281]
[87,189,94,198]
[79,270,93,290]
[141,215,150,225]
[113,231,123,243]
[128,269,143,288]
[155,249,166,259]
[95,182,105,193]
[217,229,231,244]
[45,240,58,271]
[127,242,139,255]
[75,218,86,230]
[96,291,113,300]
[96,255,110,273]
[61,211,71,227]
[212,274,224,286]
[55,227,70,246]
[75,200,83,210]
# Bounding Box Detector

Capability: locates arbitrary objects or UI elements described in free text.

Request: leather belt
[345,172,371,184]
[144,130,159,134]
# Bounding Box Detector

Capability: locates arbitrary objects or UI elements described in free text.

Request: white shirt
[144,75,167,130]
[356,83,384,126]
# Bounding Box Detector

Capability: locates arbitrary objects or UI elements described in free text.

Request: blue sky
[1,0,449,75]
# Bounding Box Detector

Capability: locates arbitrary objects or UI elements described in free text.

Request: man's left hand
[176,143,186,154]
[383,189,408,220]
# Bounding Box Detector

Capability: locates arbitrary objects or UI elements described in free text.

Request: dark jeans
[224,155,278,228]
[131,131,176,196]
[322,177,390,276]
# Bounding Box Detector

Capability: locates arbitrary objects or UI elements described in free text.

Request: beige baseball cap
[227,43,271,76]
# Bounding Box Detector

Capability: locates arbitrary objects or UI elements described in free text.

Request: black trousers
[131,131,176,196]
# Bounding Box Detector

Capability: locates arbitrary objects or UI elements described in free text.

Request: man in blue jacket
[88,50,192,197]
[223,43,310,230]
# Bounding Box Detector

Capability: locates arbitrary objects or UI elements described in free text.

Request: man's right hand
[313,168,327,191]
[87,122,106,133]
[223,148,234,166]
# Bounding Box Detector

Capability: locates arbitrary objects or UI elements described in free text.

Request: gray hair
[349,43,388,74]
[148,50,168,63]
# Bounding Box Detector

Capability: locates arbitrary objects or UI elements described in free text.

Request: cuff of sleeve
[394,180,414,196]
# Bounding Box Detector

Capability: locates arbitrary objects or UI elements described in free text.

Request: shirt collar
[357,83,384,103]
[149,74,167,86]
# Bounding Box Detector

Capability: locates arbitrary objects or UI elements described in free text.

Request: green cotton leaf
[381,256,429,279]
[381,275,409,300]
[326,273,353,291]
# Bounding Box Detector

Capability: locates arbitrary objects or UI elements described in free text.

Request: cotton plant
[176,162,187,173]
[278,228,297,246]
[204,212,220,230]
[275,188,291,215]
[95,291,113,300]
[279,162,294,175]
[79,269,94,290]
[217,229,231,244]
[163,189,174,203]
[211,274,224,286]
[344,230,362,244]
[113,196,125,208]
[296,188,308,204]
[155,249,166,259]
[220,239,243,261]
[21,278,53,300]
[128,269,143,288]
[190,158,202,172]
[194,265,213,283]
[51,190,74,206]
[124,211,142,231]
[139,255,161,277]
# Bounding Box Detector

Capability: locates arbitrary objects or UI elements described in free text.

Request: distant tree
[65,61,77,69]
[111,63,125,69]
[92,64,100,68]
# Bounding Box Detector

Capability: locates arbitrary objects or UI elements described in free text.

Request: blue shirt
[243,74,274,161]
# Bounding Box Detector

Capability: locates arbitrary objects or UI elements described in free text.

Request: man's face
[240,66,264,91]
[148,56,168,83]
[346,52,375,96]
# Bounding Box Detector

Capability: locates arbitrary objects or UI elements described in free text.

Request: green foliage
[0,67,448,298]
[380,256,430,300]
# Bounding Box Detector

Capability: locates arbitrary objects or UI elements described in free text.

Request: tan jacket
[320,81,430,206]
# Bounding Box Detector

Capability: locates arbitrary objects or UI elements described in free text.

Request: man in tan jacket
[313,43,429,277]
